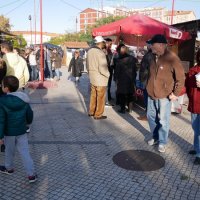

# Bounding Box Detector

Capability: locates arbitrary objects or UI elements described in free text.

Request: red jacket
[185,65,200,114]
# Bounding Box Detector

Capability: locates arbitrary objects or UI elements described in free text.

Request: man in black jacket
[138,43,155,121]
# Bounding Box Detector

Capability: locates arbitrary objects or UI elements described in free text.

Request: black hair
[2,76,19,92]
[105,38,112,42]
[116,44,125,53]
[1,41,13,52]
[14,47,20,54]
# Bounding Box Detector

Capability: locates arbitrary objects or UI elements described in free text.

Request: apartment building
[79,6,196,33]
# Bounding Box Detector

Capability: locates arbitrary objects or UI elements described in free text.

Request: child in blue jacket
[0,76,37,183]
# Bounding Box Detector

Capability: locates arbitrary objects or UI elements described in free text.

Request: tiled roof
[11,31,62,37]
[165,11,194,16]
[64,42,89,49]
[0,30,16,36]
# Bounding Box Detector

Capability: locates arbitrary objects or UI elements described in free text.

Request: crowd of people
[1,43,63,82]
[0,42,37,183]
[86,35,200,163]
[0,41,63,183]
[0,34,199,185]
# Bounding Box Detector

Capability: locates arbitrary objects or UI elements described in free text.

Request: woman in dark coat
[51,48,62,81]
[68,50,84,83]
[114,44,137,113]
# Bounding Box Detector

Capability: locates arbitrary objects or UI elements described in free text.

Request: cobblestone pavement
[0,67,200,200]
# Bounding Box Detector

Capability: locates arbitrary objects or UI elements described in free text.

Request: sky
[0,0,200,34]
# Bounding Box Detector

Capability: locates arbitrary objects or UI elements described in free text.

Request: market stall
[92,14,191,113]
[92,14,190,46]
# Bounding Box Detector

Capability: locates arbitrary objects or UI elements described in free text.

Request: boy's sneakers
[0,166,14,175]
[158,145,166,153]
[148,139,158,146]
[28,175,37,183]
[1,144,5,152]
[26,126,31,133]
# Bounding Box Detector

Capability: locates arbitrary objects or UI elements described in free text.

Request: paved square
[0,68,200,200]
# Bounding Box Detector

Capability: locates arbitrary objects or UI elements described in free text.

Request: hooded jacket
[185,65,200,114]
[3,53,30,88]
[0,92,33,139]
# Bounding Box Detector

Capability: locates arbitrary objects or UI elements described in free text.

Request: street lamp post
[171,0,175,25]
[40,0,44,81]
[29,15,33,45]
[34,0,37,44]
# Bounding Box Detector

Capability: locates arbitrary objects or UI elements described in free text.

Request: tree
[49,32,92,45]
[0,15,11,32]
[6,35,27,48]
[49,16,125,45]
[93,15,125,28]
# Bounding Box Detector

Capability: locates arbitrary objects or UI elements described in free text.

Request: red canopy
[92,14,190,46]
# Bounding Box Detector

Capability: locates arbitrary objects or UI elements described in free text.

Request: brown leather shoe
[94,116,107,120]
[137,115,148,121]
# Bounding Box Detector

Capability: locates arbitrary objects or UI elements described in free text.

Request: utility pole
[34,0,37,44]
[40,0,44,82]
[171,0,175,25]
[101,0,103,17]
[29,15,33,45]
[76,17,78,33]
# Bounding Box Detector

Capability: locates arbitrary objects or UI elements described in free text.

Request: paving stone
[0,68,200,200]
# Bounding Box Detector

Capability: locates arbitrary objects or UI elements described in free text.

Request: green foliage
[49,32,92,45]
[0,15,11,32]
[49,16,125,45]
[93,15,125,28]
[6,35,27,48]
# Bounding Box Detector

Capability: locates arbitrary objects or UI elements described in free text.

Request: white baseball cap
[94,36,106,43]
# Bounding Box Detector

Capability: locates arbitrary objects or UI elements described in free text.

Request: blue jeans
[30,65,38,81]
[191,113,200,157]
[55,69,60,79]
[147,97,172,145]
[4,134,35,176]
[44,60,53,78]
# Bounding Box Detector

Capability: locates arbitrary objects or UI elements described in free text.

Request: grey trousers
[4,134,35,176]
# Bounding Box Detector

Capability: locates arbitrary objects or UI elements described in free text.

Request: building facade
[11,31,62,46]
[79,6,196,33]
[164,11,196,25]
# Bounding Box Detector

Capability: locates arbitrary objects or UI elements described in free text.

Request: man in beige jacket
[1,42,30,89]
[86,36,109,120]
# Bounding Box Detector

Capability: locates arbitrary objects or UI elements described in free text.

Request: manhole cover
[113,150,165,171]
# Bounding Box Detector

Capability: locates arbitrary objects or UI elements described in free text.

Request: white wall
[22,34,52,46]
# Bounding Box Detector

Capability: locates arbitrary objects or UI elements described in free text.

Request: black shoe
[189,150,197,155]
[88,114,94,117]
[118,109,125,114]
[94,116,107,120]
[194,157,200,165]
[1,144,5,152]
[105,102,114,107]
[0,166,14,175]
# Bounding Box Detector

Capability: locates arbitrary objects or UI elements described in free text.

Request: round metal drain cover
[113,150,165,171]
